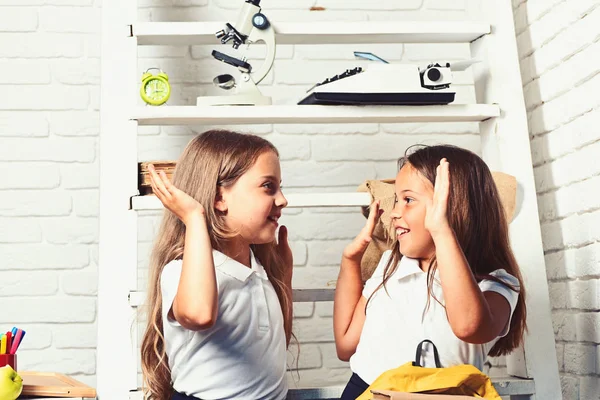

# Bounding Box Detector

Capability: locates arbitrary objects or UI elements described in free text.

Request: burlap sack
[357,179,396,282]
[357,172,517,281]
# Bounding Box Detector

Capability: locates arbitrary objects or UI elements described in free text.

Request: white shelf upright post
[97,0,139,398]
[470,1,561,399]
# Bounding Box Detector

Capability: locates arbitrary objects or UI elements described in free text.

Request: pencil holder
[0,354,16,370]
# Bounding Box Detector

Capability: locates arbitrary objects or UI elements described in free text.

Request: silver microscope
[197,0,276,106]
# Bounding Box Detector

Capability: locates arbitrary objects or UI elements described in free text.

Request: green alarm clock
[140,68,171,106]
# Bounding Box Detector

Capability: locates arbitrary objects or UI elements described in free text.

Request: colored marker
[5,332,11,353]
[9,330,22,354]
[14,330,25,353]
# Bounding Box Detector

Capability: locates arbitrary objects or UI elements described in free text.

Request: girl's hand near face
[149,164,216,331]
[335,201,381,361]
[425,158,453,239]
[148,164,205,226]
[342,200,382,262]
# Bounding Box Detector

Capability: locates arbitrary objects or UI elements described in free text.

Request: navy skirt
[172,391,203,400]
[340,372,370,399]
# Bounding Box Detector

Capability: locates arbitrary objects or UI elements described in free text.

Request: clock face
[144,78,169,102]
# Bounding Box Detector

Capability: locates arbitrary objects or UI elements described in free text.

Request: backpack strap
[413,339,442,368]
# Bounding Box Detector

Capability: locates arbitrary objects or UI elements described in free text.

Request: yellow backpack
[356,340,502,400]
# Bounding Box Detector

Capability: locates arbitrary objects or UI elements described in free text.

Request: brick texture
[516,0,600,396]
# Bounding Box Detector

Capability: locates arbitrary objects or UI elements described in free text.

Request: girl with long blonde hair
[141,130,293,400]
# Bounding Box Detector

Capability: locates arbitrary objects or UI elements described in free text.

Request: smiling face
[216,150,288,247]
[390,163,436,265]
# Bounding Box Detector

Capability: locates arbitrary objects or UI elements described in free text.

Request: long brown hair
[140,130,294,400]
[369,144,526,357]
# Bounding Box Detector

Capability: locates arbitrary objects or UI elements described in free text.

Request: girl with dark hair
[334,145,527,400]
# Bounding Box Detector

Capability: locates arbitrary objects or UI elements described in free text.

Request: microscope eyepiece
[252,13,270,30]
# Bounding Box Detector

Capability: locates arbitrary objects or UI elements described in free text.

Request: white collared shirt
[160,249,288,400]
[350,250,520,384]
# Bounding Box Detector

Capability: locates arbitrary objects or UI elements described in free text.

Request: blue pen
[11,327,17,336]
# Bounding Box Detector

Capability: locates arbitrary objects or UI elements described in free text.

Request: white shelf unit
[98,3,562,400]
[131,192,373,210]
[128,288,337,306]
[126,378,535,400]
[132,104,500,125]
[133,21,490,45]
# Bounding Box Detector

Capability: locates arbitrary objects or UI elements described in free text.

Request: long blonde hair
[368,145,526,357]
[140,130,294,400]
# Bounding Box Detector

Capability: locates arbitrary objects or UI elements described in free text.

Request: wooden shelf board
[133,21,490,46]
[129,288,335,306]
[132,104,500,125]
[131,192,372,210]
[127,376,534,399]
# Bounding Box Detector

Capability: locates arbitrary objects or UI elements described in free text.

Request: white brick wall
[0,0,101,388]
[514,0,600,398]
[2,0,594,395]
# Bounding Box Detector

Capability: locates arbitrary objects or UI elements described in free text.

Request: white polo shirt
[350,250,519,384]
[161,249,287,400]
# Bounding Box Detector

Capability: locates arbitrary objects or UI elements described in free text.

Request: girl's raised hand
[342,200,381,262]
[425,158,451,238]
[148,164,205,225]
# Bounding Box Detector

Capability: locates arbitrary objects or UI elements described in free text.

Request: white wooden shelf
[133,21,490,46]
[128,377,533,399]
[284,378,535,398]
[129,289,335,306]
[131,192,372,210]
[132,104,500,125]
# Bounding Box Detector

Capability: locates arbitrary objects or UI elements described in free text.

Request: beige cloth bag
[357,172,517,281]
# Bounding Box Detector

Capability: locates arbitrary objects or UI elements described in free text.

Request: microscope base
[196,94,272,106]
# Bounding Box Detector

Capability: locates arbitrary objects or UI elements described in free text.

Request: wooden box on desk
[19,371,96,398]
[371,390,475,400]
[138,161,176,195]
